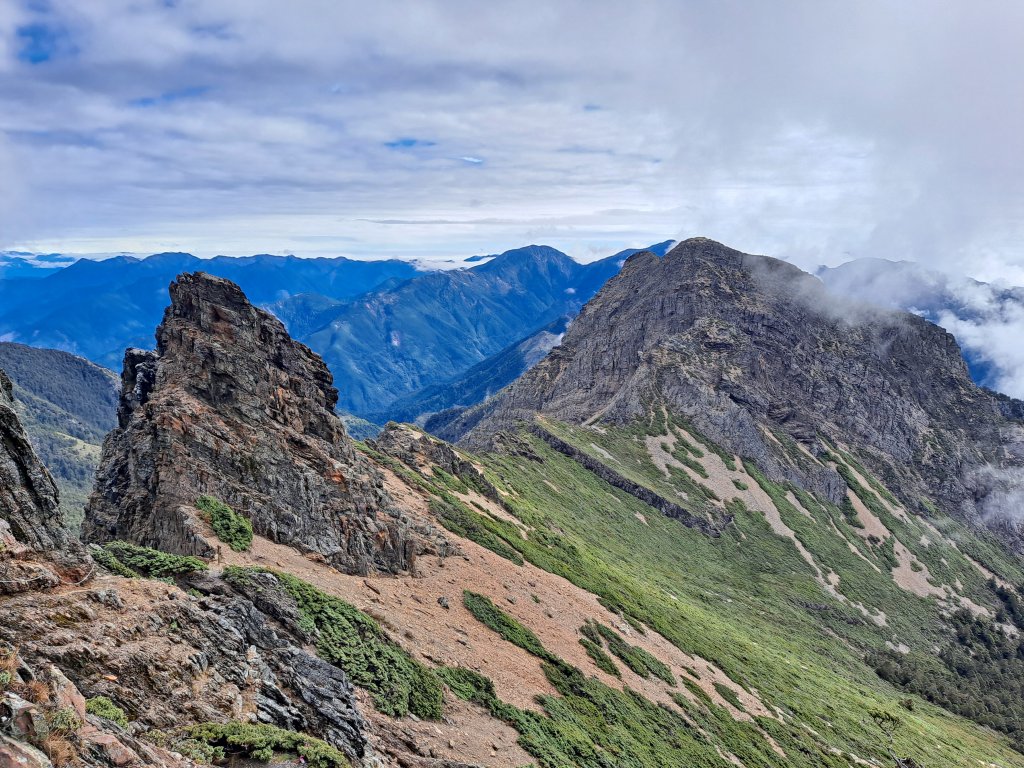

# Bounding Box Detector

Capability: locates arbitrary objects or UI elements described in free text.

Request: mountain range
[0,252,422,369]
[0,242,674,420]
[3,239,1024,768]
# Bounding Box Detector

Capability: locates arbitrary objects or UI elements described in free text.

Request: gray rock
[451,238,1024,539]
[83,272,422,575]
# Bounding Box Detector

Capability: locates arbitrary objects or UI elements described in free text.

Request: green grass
[225,567,442,719]
[196,495,253,552]
[460,421,1024,767]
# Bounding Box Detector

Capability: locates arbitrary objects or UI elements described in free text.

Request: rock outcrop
[449,238,1024,530]
[1,572,368,766]
[0,369,88,593]
[83,272,419,574]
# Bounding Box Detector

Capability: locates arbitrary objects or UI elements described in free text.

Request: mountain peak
[449,239,1024,536]
[84,271,429,573]
[476,244,575,275]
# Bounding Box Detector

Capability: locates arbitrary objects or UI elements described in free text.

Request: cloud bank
[0,1,1022,271]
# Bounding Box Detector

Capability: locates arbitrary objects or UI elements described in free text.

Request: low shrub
[100,542,207,578]
[85,696,128,728]
[580,638,621,677]
[429,497,524,565]
[184,722,349,768]
[228,567,442,719]
[196,495,253,552]
[713,681,745,711]
[462,591,550,660]
[594,622,675,685]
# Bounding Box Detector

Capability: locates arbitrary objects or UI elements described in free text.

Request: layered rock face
[83,272,417,574]
[451,238,1024,527]
[1,573,368,764]
[0,369,88,590]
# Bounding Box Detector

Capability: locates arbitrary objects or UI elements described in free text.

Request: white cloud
[0,0,1022,271]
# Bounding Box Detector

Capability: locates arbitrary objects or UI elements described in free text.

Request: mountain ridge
[449,238,1024,539]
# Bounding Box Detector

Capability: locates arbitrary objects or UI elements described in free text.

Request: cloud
[0,0,1022,271]
[818,258,1024,400]
[967,464,1024,532]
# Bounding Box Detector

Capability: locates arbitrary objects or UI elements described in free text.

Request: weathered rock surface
[450,238,1024,532]
[1,573,368,763]
[372,423,501,502]
[83,272,422,574]
[0,369,89,593]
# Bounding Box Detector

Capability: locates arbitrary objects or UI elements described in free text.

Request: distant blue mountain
[0,252,422,367]
[371,315,571,426]
[301,243,668,415]
[0,252,77,279]
[0,241,671,418]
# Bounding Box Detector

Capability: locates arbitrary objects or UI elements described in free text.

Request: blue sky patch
[16,22,75,64]
[384,138,437,150]
[130,86,210,108]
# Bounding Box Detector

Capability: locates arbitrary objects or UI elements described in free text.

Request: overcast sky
[1,1,1022,278]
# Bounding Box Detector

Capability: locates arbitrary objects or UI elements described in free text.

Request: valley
[3,240,1024,767]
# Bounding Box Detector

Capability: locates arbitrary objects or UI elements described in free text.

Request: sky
[1,1,1023,279]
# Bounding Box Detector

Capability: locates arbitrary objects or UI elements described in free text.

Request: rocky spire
[83,272,417,574]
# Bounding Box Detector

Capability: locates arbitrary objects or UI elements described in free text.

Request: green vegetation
[679,678,711,706]
[592,622,675,685]
[579,638,620,677]
[184,722,349,768]
[460,586,862,767]
[462,591,550,660]
[196,495,253,551]
[454,600,732,766]
[429,497,523,565]
[85,696,128,728]
[870,608,1024,750]
[47,707,82,733]
[992,578,1024,629]
[89,546,140,578]
[227,567,442,719]
[713,681,744,711]
[92,541,207,578]
[463,422,1024,767]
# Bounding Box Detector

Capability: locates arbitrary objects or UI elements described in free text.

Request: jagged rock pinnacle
[83,271,419,574]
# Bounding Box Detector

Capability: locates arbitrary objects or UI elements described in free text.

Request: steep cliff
[0,368,88,591]
[83,272,423,574]
[449,238,1024,533]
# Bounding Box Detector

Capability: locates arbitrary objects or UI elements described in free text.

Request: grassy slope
[440,419,1024,767]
